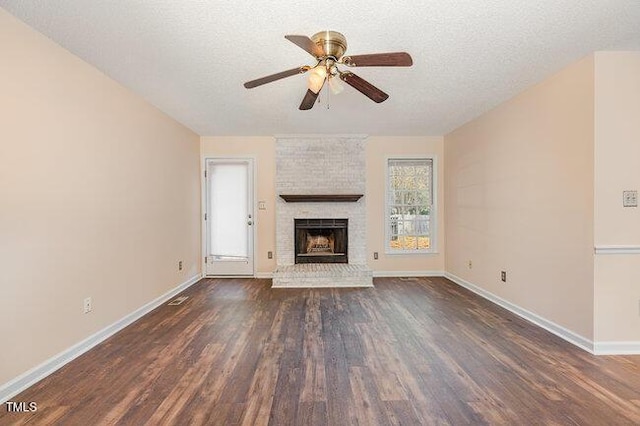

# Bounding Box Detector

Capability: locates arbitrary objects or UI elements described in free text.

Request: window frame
[384,155,437,255]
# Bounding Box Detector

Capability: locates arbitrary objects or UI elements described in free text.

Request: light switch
[623,190,638,207]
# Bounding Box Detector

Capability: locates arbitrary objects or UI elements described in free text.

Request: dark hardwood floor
[2,277,640,425]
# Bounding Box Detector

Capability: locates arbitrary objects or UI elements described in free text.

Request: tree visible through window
[386,158,434,252]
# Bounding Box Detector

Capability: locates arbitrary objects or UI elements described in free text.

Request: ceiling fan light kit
[244,30,413,110]
[327,75,344,95]
[307,65,327,94]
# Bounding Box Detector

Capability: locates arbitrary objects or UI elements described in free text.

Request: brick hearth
[272,264,373,288]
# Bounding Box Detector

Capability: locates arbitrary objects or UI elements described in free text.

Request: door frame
[201,156,257,277]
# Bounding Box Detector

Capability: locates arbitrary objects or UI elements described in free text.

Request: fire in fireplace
[295,218,348,264]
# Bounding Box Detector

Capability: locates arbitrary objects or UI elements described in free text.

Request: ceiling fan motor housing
[311,31,347,59]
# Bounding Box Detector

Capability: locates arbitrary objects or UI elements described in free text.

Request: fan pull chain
[326,78,330,110]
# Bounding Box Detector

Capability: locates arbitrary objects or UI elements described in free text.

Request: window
[386,158,435,253]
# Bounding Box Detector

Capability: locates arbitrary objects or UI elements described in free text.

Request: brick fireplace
[272,135,373,288]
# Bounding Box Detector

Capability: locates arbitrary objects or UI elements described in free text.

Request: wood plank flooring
[2,277,640,425]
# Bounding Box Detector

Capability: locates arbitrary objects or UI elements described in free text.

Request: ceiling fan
[243,31,413,110]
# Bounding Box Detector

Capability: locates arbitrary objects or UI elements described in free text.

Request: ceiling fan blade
[299,89,320,110]
[341,52,413,67]
[300,75,326,110]
[244,67,307,89]
[285,35,323,58]
[339,72,389,103]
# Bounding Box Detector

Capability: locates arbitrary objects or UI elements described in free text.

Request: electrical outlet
[468,260,473,269]
[501,271,507,282]
[268,251,273,259]
[83,297,92,314]
[258,201,266,210]
[374,252,379,260]
[623,190,638,207]
[178,261,183,271]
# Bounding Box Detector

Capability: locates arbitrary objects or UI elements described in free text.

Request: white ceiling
[2,1,640,136]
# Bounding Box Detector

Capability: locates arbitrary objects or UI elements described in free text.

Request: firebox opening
[304,231,335,255]
[295,218,348,264]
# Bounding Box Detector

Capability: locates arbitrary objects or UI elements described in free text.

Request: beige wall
[593,51,640,342]
[0,9,201,385]
[366,136,446,273]
[200,137,277,274]
[445,55,595,339]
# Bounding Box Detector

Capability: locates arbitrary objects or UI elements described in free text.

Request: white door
[205,158,254,276]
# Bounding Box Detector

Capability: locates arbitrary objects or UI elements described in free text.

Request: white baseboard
[259,270,444,279]
[593,341,640,355]
[0,273,202,404]
[204,274,261,279]
[372,270,445,278]
[444,272,596,354]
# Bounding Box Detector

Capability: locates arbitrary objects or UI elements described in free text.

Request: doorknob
[248,220,253,225]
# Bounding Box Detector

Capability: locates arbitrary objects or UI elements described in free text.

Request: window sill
[384,250,439,256]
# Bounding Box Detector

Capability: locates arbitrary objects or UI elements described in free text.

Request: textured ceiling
[1,1,640,136]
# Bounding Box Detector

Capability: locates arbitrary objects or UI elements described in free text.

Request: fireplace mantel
[279,194,363,203]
